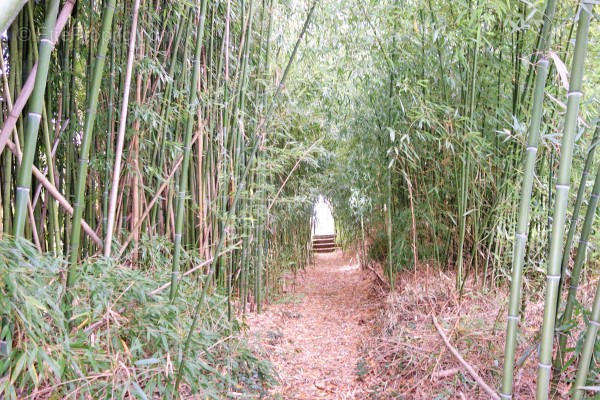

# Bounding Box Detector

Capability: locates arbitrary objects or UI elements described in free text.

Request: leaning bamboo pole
[4,139,101,245]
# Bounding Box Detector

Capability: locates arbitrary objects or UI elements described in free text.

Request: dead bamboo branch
[5,139,102,247]
[432,315,500,400]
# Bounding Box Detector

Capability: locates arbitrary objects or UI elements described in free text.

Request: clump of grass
[0,238,273,399]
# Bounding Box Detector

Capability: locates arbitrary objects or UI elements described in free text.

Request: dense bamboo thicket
[283,0,600,397]
[0,0,322,397]
[2,0,600,398]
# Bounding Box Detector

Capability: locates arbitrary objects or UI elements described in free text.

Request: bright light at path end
[312,195,335,235]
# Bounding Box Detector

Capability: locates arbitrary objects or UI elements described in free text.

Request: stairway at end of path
[312,234,338,253]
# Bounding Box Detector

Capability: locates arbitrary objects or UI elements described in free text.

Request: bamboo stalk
[169,0,208,301]
[554,166,600,371]
[558,124,600,298]
[4,139,101,245]
[103,0,141,257]
[64,0,118,321]
[535,2,594,397]
[0,0,75,157]
[0,0,27,34]
[572,259,600,399]
[12,0,61,237]
[500,0,558,396]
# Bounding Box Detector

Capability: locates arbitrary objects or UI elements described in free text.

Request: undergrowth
[0,239,273,399]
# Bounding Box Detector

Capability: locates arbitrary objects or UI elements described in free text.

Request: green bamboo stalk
[558,124,600,298]
[549,123,600,383]
[41,100,59,255]
[1,145,10,235]
[500,1,557,396]
[457,2,482,292]
[63,10,79,256]
[64,0,116,312]
[255,0,273,313]
[13,0,60,237]
[231,0,255,318]
[572,246,600,399]
[386,67,395,289]
[456,154,468,290]
[216,0,232,297]
[168,0,208,302]
[1,27,18,236]
[511,2,526,123]
[23,9,62,255]
[23,1,55,252]
[535,2,594,397]
[386,164,394,287]
[554,165,600,371]
[0,0,27,34]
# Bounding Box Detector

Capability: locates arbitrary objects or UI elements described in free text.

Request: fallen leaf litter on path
[247,250,378,399]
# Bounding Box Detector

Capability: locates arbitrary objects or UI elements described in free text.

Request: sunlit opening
[311,195,335,236]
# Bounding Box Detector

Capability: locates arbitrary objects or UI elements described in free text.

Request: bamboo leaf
[548,51,569,91]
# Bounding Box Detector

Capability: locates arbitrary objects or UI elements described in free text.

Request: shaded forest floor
[246,250,587,399]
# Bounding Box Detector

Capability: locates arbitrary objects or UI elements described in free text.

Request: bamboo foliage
[0,1,322,395]
[2,0,600,397]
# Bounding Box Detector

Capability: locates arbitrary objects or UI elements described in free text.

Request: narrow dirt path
[247,250,377,399]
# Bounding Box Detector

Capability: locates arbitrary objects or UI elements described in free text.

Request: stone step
[313,244,335,248]
[313,247,337,253]
[313,234,336,239]
[311,234,337,253]
[312,237,336,244]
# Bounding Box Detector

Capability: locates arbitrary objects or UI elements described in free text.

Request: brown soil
[246,250,378,399]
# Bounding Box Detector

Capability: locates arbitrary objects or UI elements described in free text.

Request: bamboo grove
[292,0,600,397]
[0,0,320,397]
[3,0,600,398]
